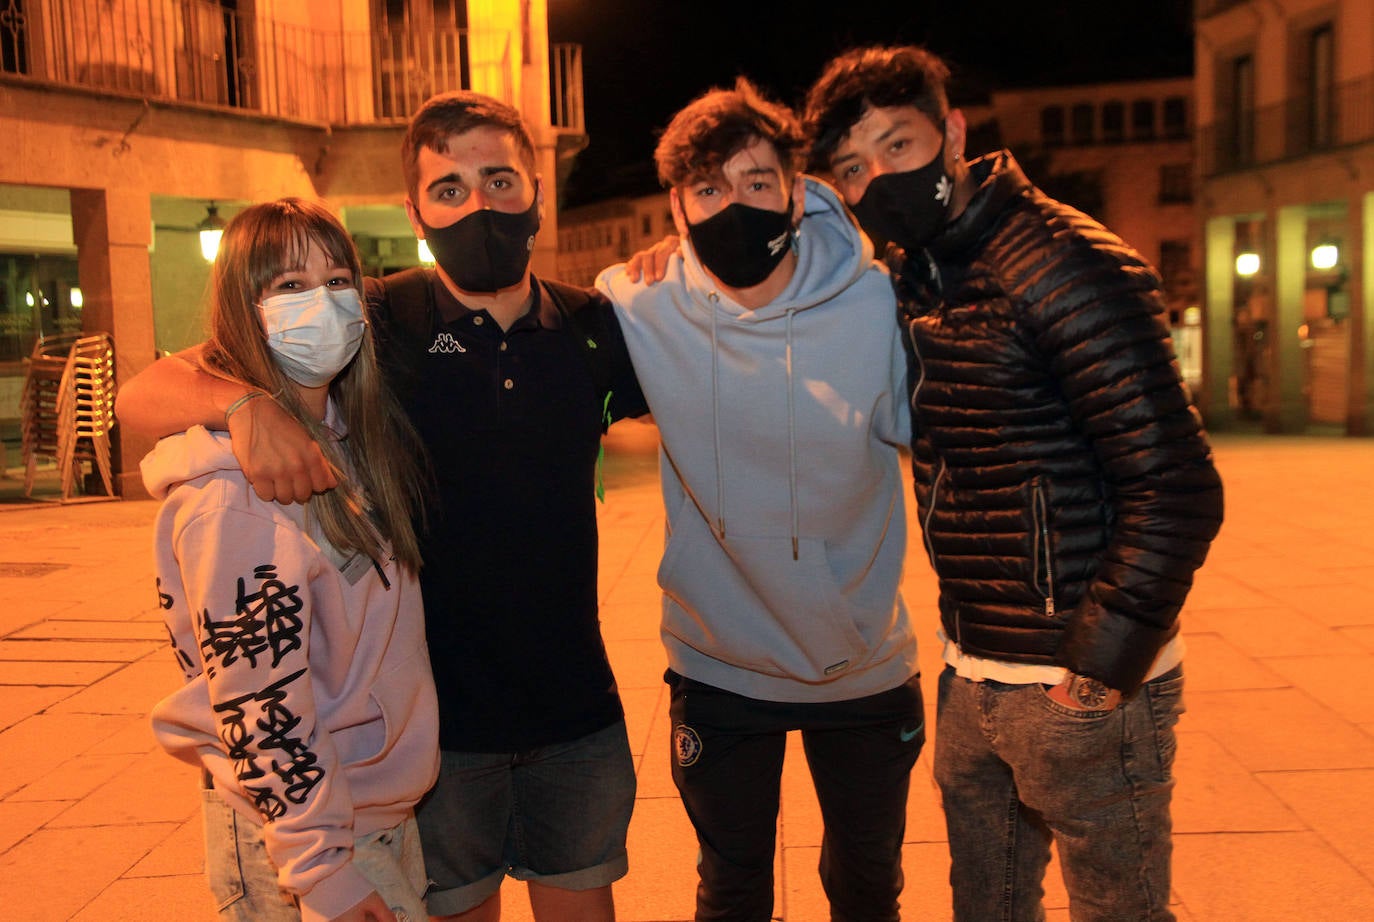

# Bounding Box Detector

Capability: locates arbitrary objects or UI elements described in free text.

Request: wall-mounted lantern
[198,202,227,263]
[1235,251,1261,277]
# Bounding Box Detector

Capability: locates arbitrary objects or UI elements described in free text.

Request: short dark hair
[401,91,537,200]
[803,45,952,172]
[654,77,805,189]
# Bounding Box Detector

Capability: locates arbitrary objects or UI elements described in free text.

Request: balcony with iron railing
[0,0,584,131]
[1200,75,1374,176]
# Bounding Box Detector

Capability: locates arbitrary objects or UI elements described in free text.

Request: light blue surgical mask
[257,285,366,387]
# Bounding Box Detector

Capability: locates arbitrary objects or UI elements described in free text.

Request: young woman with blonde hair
[143,198,437,922]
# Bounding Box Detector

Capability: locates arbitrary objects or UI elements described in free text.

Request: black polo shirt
[368,270,646,752]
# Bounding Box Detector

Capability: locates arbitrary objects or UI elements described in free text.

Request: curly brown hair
[654,77,805,189]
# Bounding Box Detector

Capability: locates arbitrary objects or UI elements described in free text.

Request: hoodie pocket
[336,644,436,770]
[657,504,870,683]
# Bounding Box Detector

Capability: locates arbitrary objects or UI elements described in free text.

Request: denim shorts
[417,720,636,917]
[201,789,428,922]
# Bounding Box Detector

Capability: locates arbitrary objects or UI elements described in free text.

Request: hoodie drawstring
[710,301,726,539]
[786,309,799,560]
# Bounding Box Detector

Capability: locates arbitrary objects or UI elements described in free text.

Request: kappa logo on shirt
[428,332,467,354]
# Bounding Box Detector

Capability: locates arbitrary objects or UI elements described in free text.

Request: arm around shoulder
[115,344,337,503]
[115,344,245,437]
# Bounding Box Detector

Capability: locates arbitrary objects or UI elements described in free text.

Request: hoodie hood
[141,402,347,501]
[141,426,242,500]
[596,175,915,703]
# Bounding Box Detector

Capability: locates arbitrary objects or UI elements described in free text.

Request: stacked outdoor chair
[20,332,118,502]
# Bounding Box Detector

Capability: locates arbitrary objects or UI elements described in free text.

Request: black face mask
[685,199,795,289]
[850,139,953,253]
[419,196,540,292]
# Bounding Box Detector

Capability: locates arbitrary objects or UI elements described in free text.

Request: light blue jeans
[202,789,428,921]
[933,664,1184,922]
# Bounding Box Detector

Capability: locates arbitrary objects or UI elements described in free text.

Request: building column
[467,0,558,280]
[466,0,521,105]
[1265,205,1309,432]
[1202,215,1238,428]
[1352,192,1374,435]
[69,188,157,498]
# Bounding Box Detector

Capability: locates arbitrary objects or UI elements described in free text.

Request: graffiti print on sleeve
[213,667,326,822]
[158,578,200,676]
[199,564,306,676]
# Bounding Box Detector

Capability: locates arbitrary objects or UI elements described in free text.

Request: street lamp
[1310,243,1339,270]
[1235,251,1261,277]
[198,202,227,262]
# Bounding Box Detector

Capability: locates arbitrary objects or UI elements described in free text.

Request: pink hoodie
[142,423,439,921]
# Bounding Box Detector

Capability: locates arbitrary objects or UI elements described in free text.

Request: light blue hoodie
[597,176,917,703]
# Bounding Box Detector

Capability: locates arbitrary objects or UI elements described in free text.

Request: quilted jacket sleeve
[1006,196,1224,694]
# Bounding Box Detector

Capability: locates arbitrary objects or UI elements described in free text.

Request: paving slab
[607,636,672,691]
[1260,653,1374,724]
[69,872,216,922]
[0,685,72,732]
[1184,570,1288,609]
[620,684,662,774]
[0,798,68,853]
[1171,731,1304,833]
[0,822,182,922]
[1172,831,1374,922]
[0,638,163,662]
[0,712,130,799]
[617,794,699,921]
[1183,606,1347,657]
[1183,687,1374,771]
[1258,768,1374,880]
[0,605,47,638]
[0,660,123,685]
[44,657,181,717]
[1339,625,1374,653]
[1174,632,1289,692]
[1261,582,1374,627]
[126,814,205,878]
[84,713,163,756]
[7,751,142,803]
[9,620,168,641]
[48,748,198,828]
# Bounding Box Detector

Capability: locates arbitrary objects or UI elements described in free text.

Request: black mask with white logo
[419,196,540,292]
[850,139,954,253]
[685,199,794,289]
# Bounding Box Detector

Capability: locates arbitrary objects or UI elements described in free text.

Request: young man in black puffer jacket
[805,45,1224,922]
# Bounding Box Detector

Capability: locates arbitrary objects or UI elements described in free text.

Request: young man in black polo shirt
[115,93,646,922]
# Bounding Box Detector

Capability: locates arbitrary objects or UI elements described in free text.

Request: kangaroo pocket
[657,506,870,682]
[331,644,434,770]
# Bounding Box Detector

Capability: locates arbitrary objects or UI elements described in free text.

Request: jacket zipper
[1032,477,1056,616]
[907,321,955,645]
[925,459,951,641]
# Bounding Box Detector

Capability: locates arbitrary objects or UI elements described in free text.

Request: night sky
[549,0,1195,207]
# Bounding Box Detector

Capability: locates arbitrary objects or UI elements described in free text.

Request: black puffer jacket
[891,151,1223,696]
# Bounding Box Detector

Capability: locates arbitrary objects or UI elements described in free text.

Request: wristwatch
[1065,673,1114,709]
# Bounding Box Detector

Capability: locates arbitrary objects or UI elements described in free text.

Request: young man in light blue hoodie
[596,78,922,922]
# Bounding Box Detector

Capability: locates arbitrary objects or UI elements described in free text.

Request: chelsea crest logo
[673,724,703,767]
